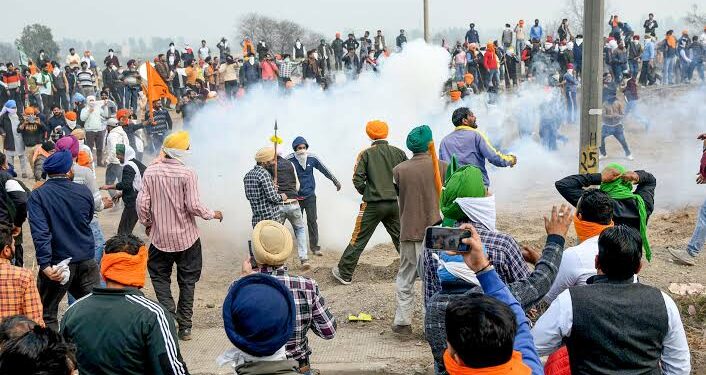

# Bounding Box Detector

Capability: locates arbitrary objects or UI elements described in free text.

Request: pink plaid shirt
[137,157,214,252]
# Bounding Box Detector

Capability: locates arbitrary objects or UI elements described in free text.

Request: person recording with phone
[425,204,573,375]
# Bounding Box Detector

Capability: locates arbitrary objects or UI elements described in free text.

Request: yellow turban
[255,147,276,163]
[163,131,190,150]
[366,120,389,140]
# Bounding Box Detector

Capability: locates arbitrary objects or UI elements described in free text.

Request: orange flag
[143,62,177,109]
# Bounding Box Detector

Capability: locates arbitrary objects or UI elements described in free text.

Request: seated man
[443,224,542,375]
[221,273,300,375]
[60,234,189,375]
[543,189,614,303]
[249,220,336,373]
[0,224,44,325]
[533,225,691,374]
[426,205,571,374]
[422,164,531,305]
[555,163,655,260]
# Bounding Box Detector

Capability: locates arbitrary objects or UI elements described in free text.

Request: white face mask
[567,69,574,74]
[112,65,117,71]
[170,46,175,52]
[313,53,319,59]
[249,57,255,64]
[78,139,85,145]
[109,52,114,57]
[296,149,307,155]
[296,42,301,47]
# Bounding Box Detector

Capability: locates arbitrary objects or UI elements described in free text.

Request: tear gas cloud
[187,40,706,251]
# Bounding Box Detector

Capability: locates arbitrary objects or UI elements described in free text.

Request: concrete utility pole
[424,0,430,43]
[578,0,605,174]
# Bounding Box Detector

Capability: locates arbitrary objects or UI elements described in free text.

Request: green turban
[406,125,433,153]
[600,162,651,261]
[440,161,486,226]
[116,143,126,155]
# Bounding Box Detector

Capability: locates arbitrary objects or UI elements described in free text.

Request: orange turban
[101,245,148,288]
[64,111,77,121]
[24,107,36,115]
[464,73,475,85]
[77,150,92,167]
[116,109,130,122]
[366,120,389,140]
[450,90,462,102]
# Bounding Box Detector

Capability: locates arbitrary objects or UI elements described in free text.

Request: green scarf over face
[600,163,651,261]
[440,156,486,226]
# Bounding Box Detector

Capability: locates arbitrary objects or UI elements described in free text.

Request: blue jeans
[455,65,465,81]
[600,124,631,157]
[688,199,706,256]
[68,218,106,304]
[488,69,500,88]
[565,90,577,124]
[124,87,139,113]
[629,60,639,78]
[281,203,309,260]
[664,56,676,84]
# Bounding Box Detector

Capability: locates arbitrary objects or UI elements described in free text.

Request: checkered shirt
[258,266,337,361]
[422,221,531,305]
[0,259,44,326]
[244,165,283,227]
[277,60,299,79]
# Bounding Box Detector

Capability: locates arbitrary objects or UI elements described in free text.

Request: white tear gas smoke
[187,39,706,252]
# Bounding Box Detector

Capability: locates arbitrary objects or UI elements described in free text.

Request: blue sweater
[477,269,543,375]
[285,152,339,199]
[28,177,95,269]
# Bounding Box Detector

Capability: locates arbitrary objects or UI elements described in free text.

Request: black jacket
[331,38,344,55]
[343,38,359,51]
[555,171,656,230]
[61,288,188,375]
[0,113,23,152]
[116,159,147,208]
[0,171,28,228]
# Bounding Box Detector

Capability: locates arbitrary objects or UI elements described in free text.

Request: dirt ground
[16,83,706,374]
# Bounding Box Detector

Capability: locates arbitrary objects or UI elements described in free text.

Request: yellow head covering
[163,131,190,150]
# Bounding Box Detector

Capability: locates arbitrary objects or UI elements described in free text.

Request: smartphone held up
[424,226,471,253]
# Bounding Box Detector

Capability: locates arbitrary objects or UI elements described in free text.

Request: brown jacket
[393,153,446,241]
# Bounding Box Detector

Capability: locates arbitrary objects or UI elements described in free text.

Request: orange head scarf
[573,214,614,243]
[101,245,148,288]
[486,43,495,54]
[443,350,530,375]
[666,35,677,49]
[76,150,92,168]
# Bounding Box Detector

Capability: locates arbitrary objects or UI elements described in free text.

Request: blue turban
[222,273,295,357]
[43,150,73,175]
[4,100,16,109]
[72,92,85,103]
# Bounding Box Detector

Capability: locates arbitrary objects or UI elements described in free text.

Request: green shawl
[600,163,651,261]
[440,156,486,226]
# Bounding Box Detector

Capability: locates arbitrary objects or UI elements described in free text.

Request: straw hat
[252,220,293,265]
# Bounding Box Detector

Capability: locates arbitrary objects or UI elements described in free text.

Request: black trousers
[38,259,100,330]
[117,206,139,235]
[299,195,319,250]
[148,239,202,330]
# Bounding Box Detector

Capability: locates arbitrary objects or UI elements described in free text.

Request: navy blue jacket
[285,150,339,199]
[28,177,95,269]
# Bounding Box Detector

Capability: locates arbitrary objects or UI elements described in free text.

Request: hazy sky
[0,0,699,44]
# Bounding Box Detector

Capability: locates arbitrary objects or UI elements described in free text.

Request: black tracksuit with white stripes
[60,287,189,375]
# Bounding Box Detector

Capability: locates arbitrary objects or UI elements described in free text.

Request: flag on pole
[17,47,28,67]
[143,62,177,120]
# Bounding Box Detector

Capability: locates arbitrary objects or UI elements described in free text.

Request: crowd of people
[0,11,703,375]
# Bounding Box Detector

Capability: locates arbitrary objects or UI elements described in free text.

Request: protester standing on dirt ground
[100,144,147,236]
[671,134,706,266]
[439,107,517,187]
[286,137,341,255]
[391,125,444,335]
[333,120,407,285]
[266,152,312,270]
[29,150,100,330]
[137,131,224,341]
[249,220,336,374]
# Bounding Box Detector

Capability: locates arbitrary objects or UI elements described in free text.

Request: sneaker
[391,324,413,335]
[178,328,192,341]
[626,154,634,161]
[331,266,351,285]
[669,248,696,266]
[300,259,311,271]
[312,248,323,257]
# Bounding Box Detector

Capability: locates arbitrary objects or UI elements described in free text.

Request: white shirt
[198,47,210,60]
[533,286,691,375]
[543,236,599,303]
